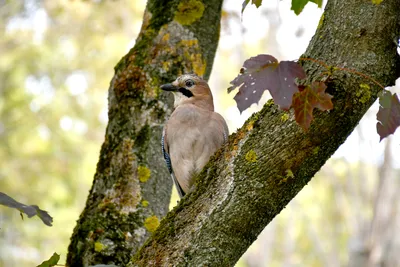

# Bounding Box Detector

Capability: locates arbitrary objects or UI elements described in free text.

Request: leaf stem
[298,57,385,89]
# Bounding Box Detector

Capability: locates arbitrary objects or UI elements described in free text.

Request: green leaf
[252,0,263,8]
[36,252,60,267]
[291,0,322,15]
[0,192,53,226]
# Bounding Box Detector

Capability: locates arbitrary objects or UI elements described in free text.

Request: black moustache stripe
[179,87,194,98]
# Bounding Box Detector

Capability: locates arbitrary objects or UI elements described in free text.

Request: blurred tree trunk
[66,0,223,266]
[131,0,400,266]
[348,139,400,267]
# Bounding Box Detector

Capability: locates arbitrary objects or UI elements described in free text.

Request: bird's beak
[160,83,178,91]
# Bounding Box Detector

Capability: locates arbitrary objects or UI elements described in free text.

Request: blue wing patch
[162,127,185,198]
[161,130,173,174]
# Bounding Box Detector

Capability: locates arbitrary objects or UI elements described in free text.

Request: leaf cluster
[228,54,333,130]
[229,54,400,139]
[242,0,322,15]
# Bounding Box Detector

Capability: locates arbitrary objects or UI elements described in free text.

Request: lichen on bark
[66,0,223,266]
[131,0,400,266]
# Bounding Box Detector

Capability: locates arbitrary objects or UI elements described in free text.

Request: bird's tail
[171,172,185,198]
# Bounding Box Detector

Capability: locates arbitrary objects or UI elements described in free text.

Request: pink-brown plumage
[161,74,229,197]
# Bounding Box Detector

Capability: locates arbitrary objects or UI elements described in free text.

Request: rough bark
[131,1,400,266]
[66,0,223,266]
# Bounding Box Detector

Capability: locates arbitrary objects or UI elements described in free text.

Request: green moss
[142,200,149,207]
[135,125,151,161]
[144,215,160,233]
[138,166,151,182]
[312,146,320,155]
[245,150,257,163]
[94,242,104,252]
[174,0,205,25]
[131,29,158,66]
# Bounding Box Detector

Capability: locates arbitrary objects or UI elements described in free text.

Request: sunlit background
[1,0,400,266]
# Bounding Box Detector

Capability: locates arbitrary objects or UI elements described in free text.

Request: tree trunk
[131,1,400,266]
[66,0,223,266]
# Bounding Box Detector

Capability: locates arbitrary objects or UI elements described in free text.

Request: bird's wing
[212,112,229,143]
[162,126,185,198]
[161,127,173,173]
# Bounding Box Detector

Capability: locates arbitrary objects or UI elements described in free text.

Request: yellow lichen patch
[317,13,325,30]
[144,215,160,233]
[174,0,205,25]
[138,165,151,182]
[359,83,370,90]
[281,113,290,122]
[371,0,383,4]
[94,242,104,252]
[191,53,206,77]
[245,150,257,163]
[180,39,199,47]
[285,169,294,179]
[162,61,172,72]
[162,33,170,42]
[142,200,149,207]
[356,83,371,104]
[313,147,320,155]
[246,120,254,131]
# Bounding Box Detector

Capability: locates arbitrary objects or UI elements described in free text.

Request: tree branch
[132,1,400,266]
[66,0,223,265]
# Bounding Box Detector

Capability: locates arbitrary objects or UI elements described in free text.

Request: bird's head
[160,74,214,111]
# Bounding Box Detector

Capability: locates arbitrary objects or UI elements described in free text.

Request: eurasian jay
[161,74,229,198]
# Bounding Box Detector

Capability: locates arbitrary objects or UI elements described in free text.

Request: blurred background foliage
[0,0,144,265]
[1,0,399,266]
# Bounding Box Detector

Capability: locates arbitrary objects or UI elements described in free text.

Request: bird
[161,74,229,198]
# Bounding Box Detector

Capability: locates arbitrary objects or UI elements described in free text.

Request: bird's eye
[185,79,195,87]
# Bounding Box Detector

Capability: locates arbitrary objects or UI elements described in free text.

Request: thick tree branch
[66,0,223,266]
[132,1,400,266]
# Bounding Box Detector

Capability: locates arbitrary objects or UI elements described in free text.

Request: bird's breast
[167,107,225,190]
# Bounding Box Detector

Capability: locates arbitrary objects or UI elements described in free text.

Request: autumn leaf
[228,54,306,112]
[292,81,333,130]
[376,90,400,141]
